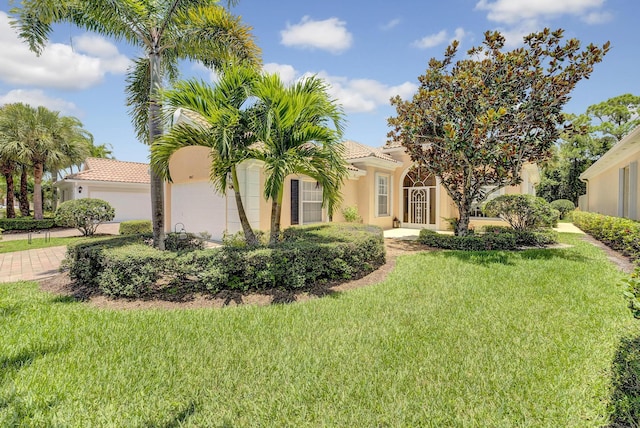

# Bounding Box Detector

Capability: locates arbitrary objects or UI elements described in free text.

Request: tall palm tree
[152,66,260,246]
[47,116,93,211]
[251,74,348,245]
[0,103,32,218]
[11,0,260,248]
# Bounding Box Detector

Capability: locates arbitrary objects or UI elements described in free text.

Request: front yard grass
[0,236,88,254]
[1,233,637,426]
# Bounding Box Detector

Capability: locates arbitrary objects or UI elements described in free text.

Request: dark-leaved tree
[388,29,609,235]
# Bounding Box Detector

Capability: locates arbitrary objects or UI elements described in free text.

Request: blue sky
[1,0,638,163]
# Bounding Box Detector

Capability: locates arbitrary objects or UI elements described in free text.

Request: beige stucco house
[164,140,540,240]
[579,125,640,220]
[55,157,151,222]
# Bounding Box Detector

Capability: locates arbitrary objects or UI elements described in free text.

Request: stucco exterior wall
[584,152,640,220]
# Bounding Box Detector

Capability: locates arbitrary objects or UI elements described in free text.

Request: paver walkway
[0,223,120,283]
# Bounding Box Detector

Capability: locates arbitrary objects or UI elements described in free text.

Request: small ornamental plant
[55,198,115,236]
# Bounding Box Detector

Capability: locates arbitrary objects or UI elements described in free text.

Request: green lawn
[1,233,637,426]
[0,236,88,254]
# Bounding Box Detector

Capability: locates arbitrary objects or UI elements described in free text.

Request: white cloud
[381,18,401,31]
[72,34,130,73]
[476,0,607,24]
[311,71,417,113]
[413,28,467,49]
[263,63,297,85]
[280,16,353,54]
[0,89,80,115]
[0,11,131,90]
[582,10,613,24]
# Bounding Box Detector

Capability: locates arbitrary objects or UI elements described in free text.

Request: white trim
[375,172,391,217]
[581,124,640,180]
[630,161,638,220]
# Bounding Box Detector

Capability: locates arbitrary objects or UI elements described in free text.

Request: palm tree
[0,103,31,218]
[251,74,348,245]
[48,116,93,211]
[11,0,260,248]
[152,66,261,246]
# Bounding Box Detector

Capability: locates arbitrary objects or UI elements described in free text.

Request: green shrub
[164,232,205,252]
[119,220,152,235]
[0,217,56,231]
[418,229,518,250]
[66,235,151,286]
[55,199,115,236]
[98,244,176,297]
[419,227,557,250]
[608,334,640,426]
[222,230,268,248]
[483,195,559,231]
[624,268,640,319]
[572,211,640,260]
[550,199,576,219]
[341,206,362,223]
[65,223,385,296]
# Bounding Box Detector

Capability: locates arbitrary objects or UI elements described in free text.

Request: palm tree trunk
[2,164,15,218]
[18,164,30,217]
[51,168,59,212]
[33,161,44,220]
[269,188,284,246]
[231,166,258,246]
[149,47,165,250]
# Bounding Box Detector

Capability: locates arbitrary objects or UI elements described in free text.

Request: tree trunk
[455,199,473,236]
[51,168,59,212]
[33,161,44,220]
[18,165,29,217]
[2,165,15,218]
[149,48,165,250]
[231,166,258,246]
[269,188,284,246]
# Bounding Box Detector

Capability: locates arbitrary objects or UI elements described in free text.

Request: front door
[403,166,437,228]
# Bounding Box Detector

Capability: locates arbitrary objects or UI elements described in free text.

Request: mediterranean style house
[55,157,151,222]
[163,139,540,240]
[579,125,640,220]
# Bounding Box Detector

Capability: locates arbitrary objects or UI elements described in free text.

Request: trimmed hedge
[419,227,558,250]
[0,217,56,231]
[119,220,152,235]
[572,211,640,261]
[66,234,152,287]
[64,223,385,297]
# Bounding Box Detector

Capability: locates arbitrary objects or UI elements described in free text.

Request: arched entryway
[402,165,437,228]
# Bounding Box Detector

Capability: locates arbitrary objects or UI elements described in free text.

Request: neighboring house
[579,125,640,220]
[165,139,540,240]
[55,157,151,222]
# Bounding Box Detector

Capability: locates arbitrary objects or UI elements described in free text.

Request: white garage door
[90,190,151,222]
[171,181,232,240]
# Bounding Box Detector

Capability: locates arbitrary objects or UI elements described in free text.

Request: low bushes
[572,211,640,260]
[418,227,558,250]
[0,217,56,231]
[65,223,385,298]
[119,220,152,235]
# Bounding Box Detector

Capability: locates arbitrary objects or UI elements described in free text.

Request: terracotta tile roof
[66,158,150,184]
[342,140,398,163]
[384,140,403,149]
